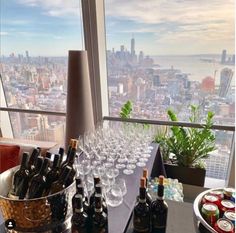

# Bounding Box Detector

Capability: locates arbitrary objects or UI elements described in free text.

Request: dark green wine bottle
[91,195,108,233]
[151,176,168,233]
[44,154,60,195]
[133,178,150,233]
[10,152,30,199]
[71,194,89,233]
[50,166,72,194]
[27,158,50,199]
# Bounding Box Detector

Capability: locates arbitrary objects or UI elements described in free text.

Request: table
[107,144,165,233]
[126,200,196,233]
[0,144,182,233]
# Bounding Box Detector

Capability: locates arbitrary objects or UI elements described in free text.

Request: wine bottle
[91,195,108,233]
[143,168,152,205]
[60,139,75,168]
[28,156,44,181]
[9,152,30,199]
[28,148,39,173]
[90,185,108,216]
[44,154,60,195]
[151,175,168,233]
[61,140,78,186]
[27,158,50,199]
[45,151,52,172]
[89,177,101,206]
[71,194,89,233]
[72,178,89,214]
[58,147,64,166]
[50,166,72,194]
[133,177,150,233]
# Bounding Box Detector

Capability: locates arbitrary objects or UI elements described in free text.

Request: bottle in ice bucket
[50,166,72,195]
[61,139,78,186]
[8,152,30,199]
[201,203,219,227]
[27,158,50,199]
[214,218,234,233]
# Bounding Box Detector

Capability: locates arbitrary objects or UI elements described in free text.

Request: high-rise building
[221,49,227,64]
[201,76,215,93]
[218,68,233,97]
[25,50,30,63]
[138,51,144,64]
[131,37,135,56]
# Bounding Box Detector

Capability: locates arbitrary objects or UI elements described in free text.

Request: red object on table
[0,144,20,173]
[214,218,234,233]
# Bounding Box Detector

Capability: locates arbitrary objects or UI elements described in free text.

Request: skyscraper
[221,49,227,64]
[219,68,233,97]
[131,37,135,56]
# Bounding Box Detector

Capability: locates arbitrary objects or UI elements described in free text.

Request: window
[104,0,235,125]
[1,0,83,144]
[104,0,235,186]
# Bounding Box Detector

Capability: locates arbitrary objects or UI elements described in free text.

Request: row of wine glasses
[74,122,156,207]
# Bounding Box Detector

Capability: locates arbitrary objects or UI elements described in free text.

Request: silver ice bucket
[0,166,76,233]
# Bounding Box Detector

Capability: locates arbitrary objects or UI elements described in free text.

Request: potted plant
[164,105,216,186]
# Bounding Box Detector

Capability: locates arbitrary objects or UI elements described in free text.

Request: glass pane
[105,0,235,125]
[1,0,83,143]
[8,112,66,146]
[1,0,83,112]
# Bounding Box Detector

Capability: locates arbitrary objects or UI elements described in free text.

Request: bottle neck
[157,184,164,200]
[139,187,146,203]
[67,149,76,165]
[21,154,28,169]
[52,155,60,169]
[39,158,49,176]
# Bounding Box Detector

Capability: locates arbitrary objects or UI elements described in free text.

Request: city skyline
[1,0,235,56]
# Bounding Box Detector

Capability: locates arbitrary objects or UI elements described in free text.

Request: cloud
[105,0,234,54]
[0,32,9,36]
[17,0,80,17]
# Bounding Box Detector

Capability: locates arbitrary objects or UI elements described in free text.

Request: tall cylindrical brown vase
[65,50,94,147]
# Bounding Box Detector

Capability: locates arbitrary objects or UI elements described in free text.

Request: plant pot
[164,163,206,186]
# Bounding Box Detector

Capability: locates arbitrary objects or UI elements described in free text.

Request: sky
[0,0,235,56]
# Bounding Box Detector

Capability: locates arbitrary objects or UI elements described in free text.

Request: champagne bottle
[9,152,30,199]
[71,194,89,233]
[133,177,150,233]
[143,168,152,205]
[151,175,168,233]
[50,166,72,194]
[27,158,50,199]
[72,178,89,214]
[44,154,60,195]
[91,195,108,233]
[28,148,39,173]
